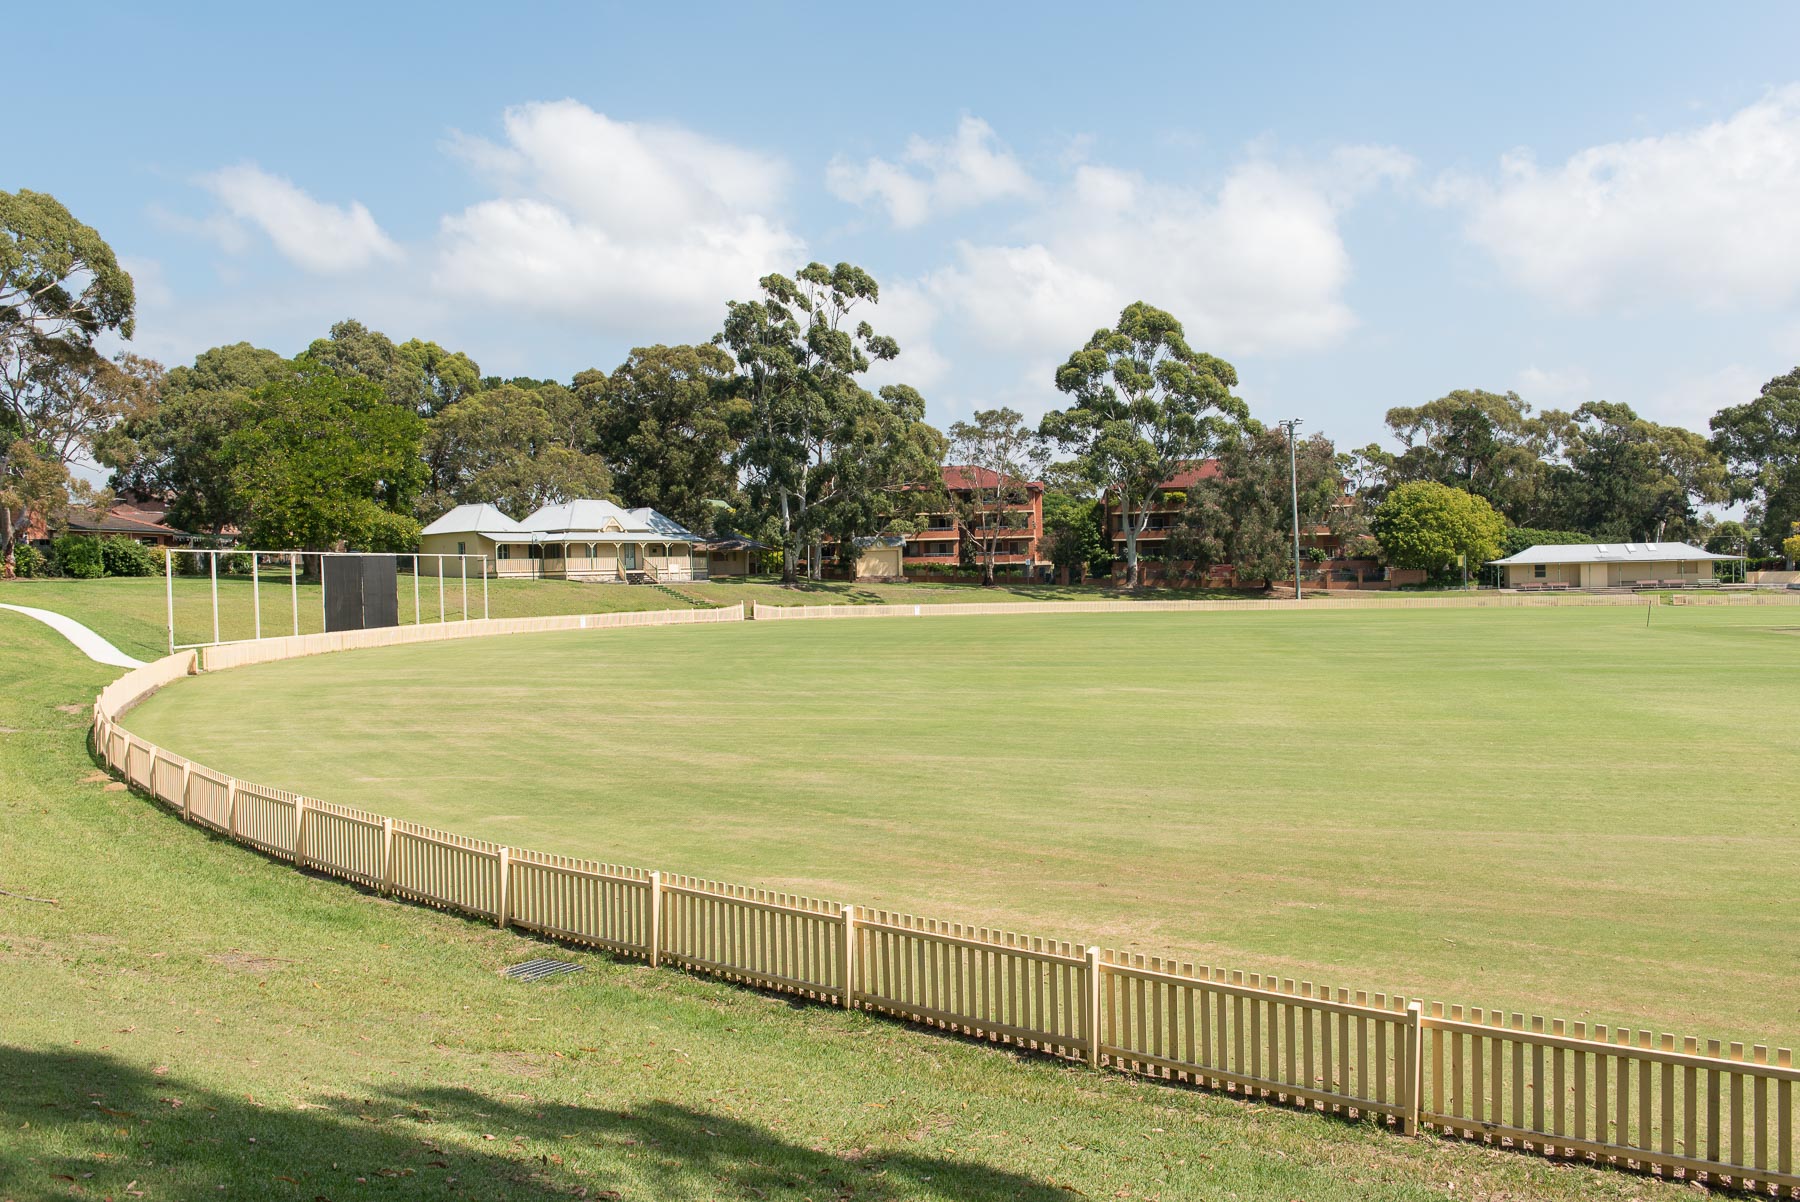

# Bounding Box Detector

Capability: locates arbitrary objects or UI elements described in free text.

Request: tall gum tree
[0,190,136,574]
[1041,302,1245,590]
[1711,368,1800,554]
[944,408,1047,586]
[720,262,904,583]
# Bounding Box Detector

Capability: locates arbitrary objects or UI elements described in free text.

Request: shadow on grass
[0,1044,1076,1200]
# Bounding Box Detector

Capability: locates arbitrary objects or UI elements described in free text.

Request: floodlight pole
[289,552,300,636]
[438,557,446,624]
[251,554,261,640]
[164,549,175,655]
[482,557,489,621]
[1281,419,1304,601]
[413,555,421,627]
[461,555,468,623]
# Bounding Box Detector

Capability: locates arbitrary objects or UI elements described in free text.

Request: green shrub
[100,536,160,577]
[51,535,105,579]
[11,544,46,578]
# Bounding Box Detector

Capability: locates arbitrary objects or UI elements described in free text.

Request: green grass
[120,604,1800,1057]
[0,614,1690,1200]
[0,573,1258,664]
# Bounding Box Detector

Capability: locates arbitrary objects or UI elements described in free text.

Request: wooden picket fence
[86,613,1800,1195]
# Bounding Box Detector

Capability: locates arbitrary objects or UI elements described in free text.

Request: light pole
[1280,418,1303,600]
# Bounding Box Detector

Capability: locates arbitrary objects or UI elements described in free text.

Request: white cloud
[827,116,1036,228]
[1458,85,1800,309]
[924,148,1410,359]
[436,100,801,329]
[1645,363,1763,432]
[860,280,949,390]
[201,164,400,274]
[1516,365,1593,404]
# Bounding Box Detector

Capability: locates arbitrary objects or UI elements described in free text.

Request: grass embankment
[122,605,1800,1055]
[0,614,1687,1200]
[0,574,1251,663]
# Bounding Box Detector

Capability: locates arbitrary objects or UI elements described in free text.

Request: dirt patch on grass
[80,770,110,783]
[208,951,293,974]
[103,782,126,792]
[489,1050,549,1079]
[54,704,86,715]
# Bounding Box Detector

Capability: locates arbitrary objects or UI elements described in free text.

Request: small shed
[851,535,906,580]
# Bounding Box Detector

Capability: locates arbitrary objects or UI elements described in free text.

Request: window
[498,545,511,560]
[586,543,598,559]
[457,541,466,556]
[1534,564,1547,579]
[527,545,542,560]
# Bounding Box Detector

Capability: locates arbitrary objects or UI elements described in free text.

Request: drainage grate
[502,958,583,982]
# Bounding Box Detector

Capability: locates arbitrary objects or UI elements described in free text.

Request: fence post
[293,796,308,868]
[225,779,239,840]
[647,871,663,968]
[841,904,858,1009]
[496,847,511,929]
[380,817,395,895]
[179,762,191,822]
[1085,946,1103,1070]
[1403,1002,1424,1135]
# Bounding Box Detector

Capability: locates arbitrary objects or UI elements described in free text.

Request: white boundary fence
[90,598,1800,1194]
[163,547,494,654]
[749,591,1800,622]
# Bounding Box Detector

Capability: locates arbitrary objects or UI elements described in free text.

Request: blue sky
[18,2,1800,450]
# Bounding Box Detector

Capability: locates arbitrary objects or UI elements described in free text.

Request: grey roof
[1489,541,1740,566]
[425,499,701,544]
[519,499,640,533]
[420,503,523,536]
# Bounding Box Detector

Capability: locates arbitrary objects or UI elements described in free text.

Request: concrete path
[0,603,145,668]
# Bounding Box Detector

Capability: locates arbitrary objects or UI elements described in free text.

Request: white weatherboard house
[419,500,708,582]
[1488,542,1740,589]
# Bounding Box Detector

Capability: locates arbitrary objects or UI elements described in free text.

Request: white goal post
[163,548,491,653]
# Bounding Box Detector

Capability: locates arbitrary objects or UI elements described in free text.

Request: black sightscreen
[323,555,400,632]
[360,556,399,628]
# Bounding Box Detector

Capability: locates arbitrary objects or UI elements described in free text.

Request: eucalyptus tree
[945,407,1046,586]
[576,343,743,533]
[0,190,136,574]
[1170,423,1340,589]
[1712,368,1800,555]
[1040,302,1245,589]
[719,262,904,582]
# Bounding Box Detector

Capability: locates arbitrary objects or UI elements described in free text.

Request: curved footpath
[0,602,144,668]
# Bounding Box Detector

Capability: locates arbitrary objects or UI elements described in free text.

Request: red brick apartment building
[1103,463,1415,588]
[829,466,1048,580]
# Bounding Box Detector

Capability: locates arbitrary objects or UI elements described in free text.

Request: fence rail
[748,593,1692,622]
[89,605,1800,1193]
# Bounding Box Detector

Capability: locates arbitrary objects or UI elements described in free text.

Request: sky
[16,1,1800,451]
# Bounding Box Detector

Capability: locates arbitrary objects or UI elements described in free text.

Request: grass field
[119,604,1800,1057]
[0,611,1690,1200]
[0,573,1253,663]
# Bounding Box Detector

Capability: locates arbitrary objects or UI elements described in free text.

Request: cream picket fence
[855,911,1094,1061]
[1099,954,1420,1129]
[87,605,1800,1193]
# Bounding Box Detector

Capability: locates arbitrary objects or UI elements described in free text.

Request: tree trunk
[1122,495,1140,590]
[1,504,15,580]
[778,487,798,584]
